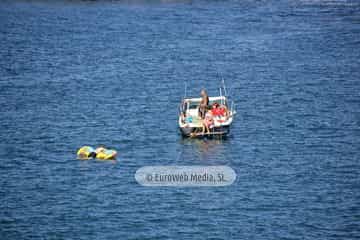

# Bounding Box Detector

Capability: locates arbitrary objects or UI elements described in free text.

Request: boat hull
[178,94,235,139]
[179,125,230,138]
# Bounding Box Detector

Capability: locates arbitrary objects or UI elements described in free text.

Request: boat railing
[230,101,236,116]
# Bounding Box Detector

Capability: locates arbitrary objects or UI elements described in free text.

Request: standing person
[198,89,209,119]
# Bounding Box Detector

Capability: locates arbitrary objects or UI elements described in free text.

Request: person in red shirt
[211,103,225,116]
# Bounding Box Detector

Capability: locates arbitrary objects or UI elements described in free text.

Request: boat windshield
[185,99,228,110]
[188,101,199,109]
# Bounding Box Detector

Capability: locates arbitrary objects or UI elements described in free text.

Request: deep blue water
[1,0,360,239]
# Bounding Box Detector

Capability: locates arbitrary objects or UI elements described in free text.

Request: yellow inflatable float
[77,146,117,160]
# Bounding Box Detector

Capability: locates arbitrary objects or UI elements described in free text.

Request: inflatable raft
[77,146,117,160]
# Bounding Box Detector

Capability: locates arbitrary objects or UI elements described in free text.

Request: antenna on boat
[222,78,228,97]
[231,101,236,116]
[183,82,187,99]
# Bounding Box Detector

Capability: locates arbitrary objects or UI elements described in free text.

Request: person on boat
[211,103,225,116]
[220,104,229,118]
[202,110,214,134]
[213,102,229,118]
[198,89,209,119]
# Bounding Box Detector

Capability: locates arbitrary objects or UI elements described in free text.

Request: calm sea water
[1,0,359,239]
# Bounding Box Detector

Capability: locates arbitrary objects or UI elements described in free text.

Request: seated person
[211,103,230,124]
[180,112,186,123]
[211,103,224,116]
[220,104,229,118]
[181,112,193,124]
[202,110,214,134]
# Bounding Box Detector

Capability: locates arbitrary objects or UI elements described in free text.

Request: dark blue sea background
[1,0,359,239]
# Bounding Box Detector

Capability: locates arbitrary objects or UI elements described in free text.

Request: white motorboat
[178,84,236,138]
